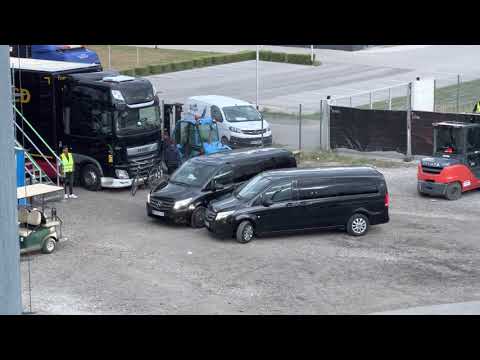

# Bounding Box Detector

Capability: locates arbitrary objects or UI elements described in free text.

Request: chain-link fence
[260,103,322,152]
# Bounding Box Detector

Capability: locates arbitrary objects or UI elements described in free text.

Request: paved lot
[20,162,480,314]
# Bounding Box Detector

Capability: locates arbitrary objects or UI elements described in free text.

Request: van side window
[211,106,224,122]
[263,181,293,203]
[298,178,378,200]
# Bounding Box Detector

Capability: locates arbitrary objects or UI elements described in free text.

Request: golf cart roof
[433,121,480,128]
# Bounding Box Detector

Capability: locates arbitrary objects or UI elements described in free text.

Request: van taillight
[385,192,390,207]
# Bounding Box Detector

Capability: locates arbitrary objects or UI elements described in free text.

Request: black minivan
[205,166,389,243]
[146,148,297,227]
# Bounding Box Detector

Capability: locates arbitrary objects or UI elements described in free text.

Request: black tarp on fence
[330,106,479,156]
[330,106,407,153]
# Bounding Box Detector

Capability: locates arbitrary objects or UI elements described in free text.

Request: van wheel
[347,213,369,237]
[81,164,101,191]
[221,136,229,145]
[42,237,56,254]
[236,221,255,244]
[445,182,462,200]
[191,206,206,228]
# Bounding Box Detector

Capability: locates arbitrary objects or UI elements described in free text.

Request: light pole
[311,45,314,64]
[256,45,264,147]
[256,45,259,109]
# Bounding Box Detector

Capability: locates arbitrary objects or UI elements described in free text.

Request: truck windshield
[198,123,220,143]
[435,127,464,154]
[235,175,271,201]
[170,161,219,188]
[115,106,160,135]
[223,105,262,123]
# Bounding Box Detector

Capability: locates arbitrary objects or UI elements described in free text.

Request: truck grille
[150,197,175,211]
[127,152,159,178]
[242,129,267,135]
[206,209,217,222]
[422,166,443,174]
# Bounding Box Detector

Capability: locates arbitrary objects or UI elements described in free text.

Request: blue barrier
[15,147,27,206]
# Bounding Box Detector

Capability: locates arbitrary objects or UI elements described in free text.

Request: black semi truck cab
[12,57,163,190]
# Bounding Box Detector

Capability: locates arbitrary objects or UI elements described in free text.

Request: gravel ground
[20,161,480,314]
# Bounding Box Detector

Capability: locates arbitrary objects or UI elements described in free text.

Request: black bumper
[418,180,447,197]
[229,135,273,148]
[204,217,235,237]
[146,203,191,224]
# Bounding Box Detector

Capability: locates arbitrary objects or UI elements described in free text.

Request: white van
[183,95,273,148]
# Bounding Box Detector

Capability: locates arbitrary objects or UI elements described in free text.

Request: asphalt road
[145,45,480,150]
[20,162,480,314]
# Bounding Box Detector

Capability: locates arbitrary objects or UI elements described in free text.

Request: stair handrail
[14,106,62,163]
[16,140,54,185]
[14,122,59,178]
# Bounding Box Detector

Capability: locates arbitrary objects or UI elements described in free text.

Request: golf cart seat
[18,208,43,238]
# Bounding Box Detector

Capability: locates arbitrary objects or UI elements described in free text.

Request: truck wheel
[42,237,56,254]
[81,164,101,191]
[445,182,462,200]
[191,206,206,228]
[236,221,255,244]
[346,213,369,237]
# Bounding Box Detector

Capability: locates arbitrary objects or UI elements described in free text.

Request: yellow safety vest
[475,102,480,113]
[61,153,74,173]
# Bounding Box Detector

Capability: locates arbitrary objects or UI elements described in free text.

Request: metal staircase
[14,105,62,186]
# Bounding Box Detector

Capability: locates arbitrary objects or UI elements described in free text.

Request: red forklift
[417,121,480,200]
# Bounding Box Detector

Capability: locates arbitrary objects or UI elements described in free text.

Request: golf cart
[417,121,480,200]
[172,116,231,161]
[18,206,63,254]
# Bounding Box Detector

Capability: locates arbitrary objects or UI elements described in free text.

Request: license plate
[251,140,262,145]
[152,210,165,217]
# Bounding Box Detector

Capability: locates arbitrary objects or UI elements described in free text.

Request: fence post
[319,100,323,150]
[406,82,413,161]
[388,88,392,110]
[320,98,331,151]
[350,96,353,108]
[136,47,140,67]
[108,45,112,70]
[456,74,461,113]
[298,104,302,151]
[369,92,373,109]
[433,79,436,112]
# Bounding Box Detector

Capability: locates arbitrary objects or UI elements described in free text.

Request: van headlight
[174,198,193,210]
[216,210,234,221]
[229,126,242,133]
[115,169,129,179]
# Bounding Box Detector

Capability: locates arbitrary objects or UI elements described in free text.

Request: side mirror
[262,197,273,207]
[213,180,225,191]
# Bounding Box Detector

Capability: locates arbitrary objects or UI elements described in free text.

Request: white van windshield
[223,106,262,123]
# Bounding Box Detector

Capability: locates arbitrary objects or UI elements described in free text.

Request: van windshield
[223,105,262,123]
[235,175,271,201]
[169,161,219,188]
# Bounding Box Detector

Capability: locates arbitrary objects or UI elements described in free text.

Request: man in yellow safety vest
[60,145,78,199]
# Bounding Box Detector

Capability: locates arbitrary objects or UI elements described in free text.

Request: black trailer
[12,57,164,191]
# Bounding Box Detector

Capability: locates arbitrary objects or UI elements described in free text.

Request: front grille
[127,152,159,178]
[206,209,217,222]
[150,197,175,211]
[241,129,267,135]
[422,166,443,174]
